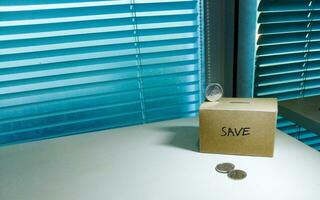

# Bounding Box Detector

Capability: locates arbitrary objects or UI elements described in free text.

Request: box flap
[200,98,278,112]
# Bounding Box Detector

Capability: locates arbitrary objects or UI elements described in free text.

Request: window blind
[255,0,320,150]
[0,0,205,145]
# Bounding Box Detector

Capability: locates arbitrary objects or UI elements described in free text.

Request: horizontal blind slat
[258,21,320,35]
[258,11,320,24]
[258,0,319,12]
[0,0,132,11]
[257,31,320,46]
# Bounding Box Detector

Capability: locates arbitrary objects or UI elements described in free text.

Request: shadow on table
[159,126,199,152]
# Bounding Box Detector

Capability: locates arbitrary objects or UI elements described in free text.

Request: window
[0,0,205,145]
[240,0,320,150]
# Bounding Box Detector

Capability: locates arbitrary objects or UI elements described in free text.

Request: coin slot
[229,101,251,104]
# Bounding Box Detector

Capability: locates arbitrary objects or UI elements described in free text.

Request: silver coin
[215,162,235,173]
[206,83,223,102]
[227,169,247,180]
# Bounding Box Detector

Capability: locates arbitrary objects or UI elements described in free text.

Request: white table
[0,118,319,200]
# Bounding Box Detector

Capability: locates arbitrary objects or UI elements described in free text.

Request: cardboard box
[199,98,278,157]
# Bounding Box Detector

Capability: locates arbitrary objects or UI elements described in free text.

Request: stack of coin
[215,162,235,173]
[227,169,247,180]
[215,162,247,180]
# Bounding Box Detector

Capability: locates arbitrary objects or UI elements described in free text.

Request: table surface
[0,118,319,200]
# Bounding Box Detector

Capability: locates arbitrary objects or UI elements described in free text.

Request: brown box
[199,98,278,157]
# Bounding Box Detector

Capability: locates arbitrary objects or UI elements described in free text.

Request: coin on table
[227,169,247,180]
[206,83,223,102]
[215,162,235,173]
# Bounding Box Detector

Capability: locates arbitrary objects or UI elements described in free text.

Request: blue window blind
[0,0,205,145]
[255,0,320,150]
[278,116,320,151]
